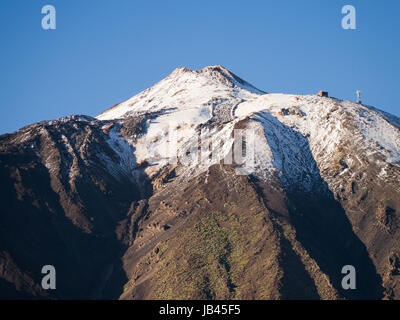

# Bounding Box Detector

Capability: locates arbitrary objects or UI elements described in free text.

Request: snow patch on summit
[96,65,263,121]
[95,66,400,192]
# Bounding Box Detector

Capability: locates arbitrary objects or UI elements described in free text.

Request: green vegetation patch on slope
[153,207,278,299]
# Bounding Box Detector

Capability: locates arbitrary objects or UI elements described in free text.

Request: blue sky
[0,0,399,134]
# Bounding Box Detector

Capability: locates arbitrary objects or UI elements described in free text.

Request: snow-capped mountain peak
[96,65,264,121]
[96,66,400,190]
[3,65,400,300]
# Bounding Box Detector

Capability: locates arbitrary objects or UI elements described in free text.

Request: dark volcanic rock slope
[0,116,148,299]
[1,66,400,299]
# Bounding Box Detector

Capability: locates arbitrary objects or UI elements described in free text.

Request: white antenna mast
[356,90,362,104]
